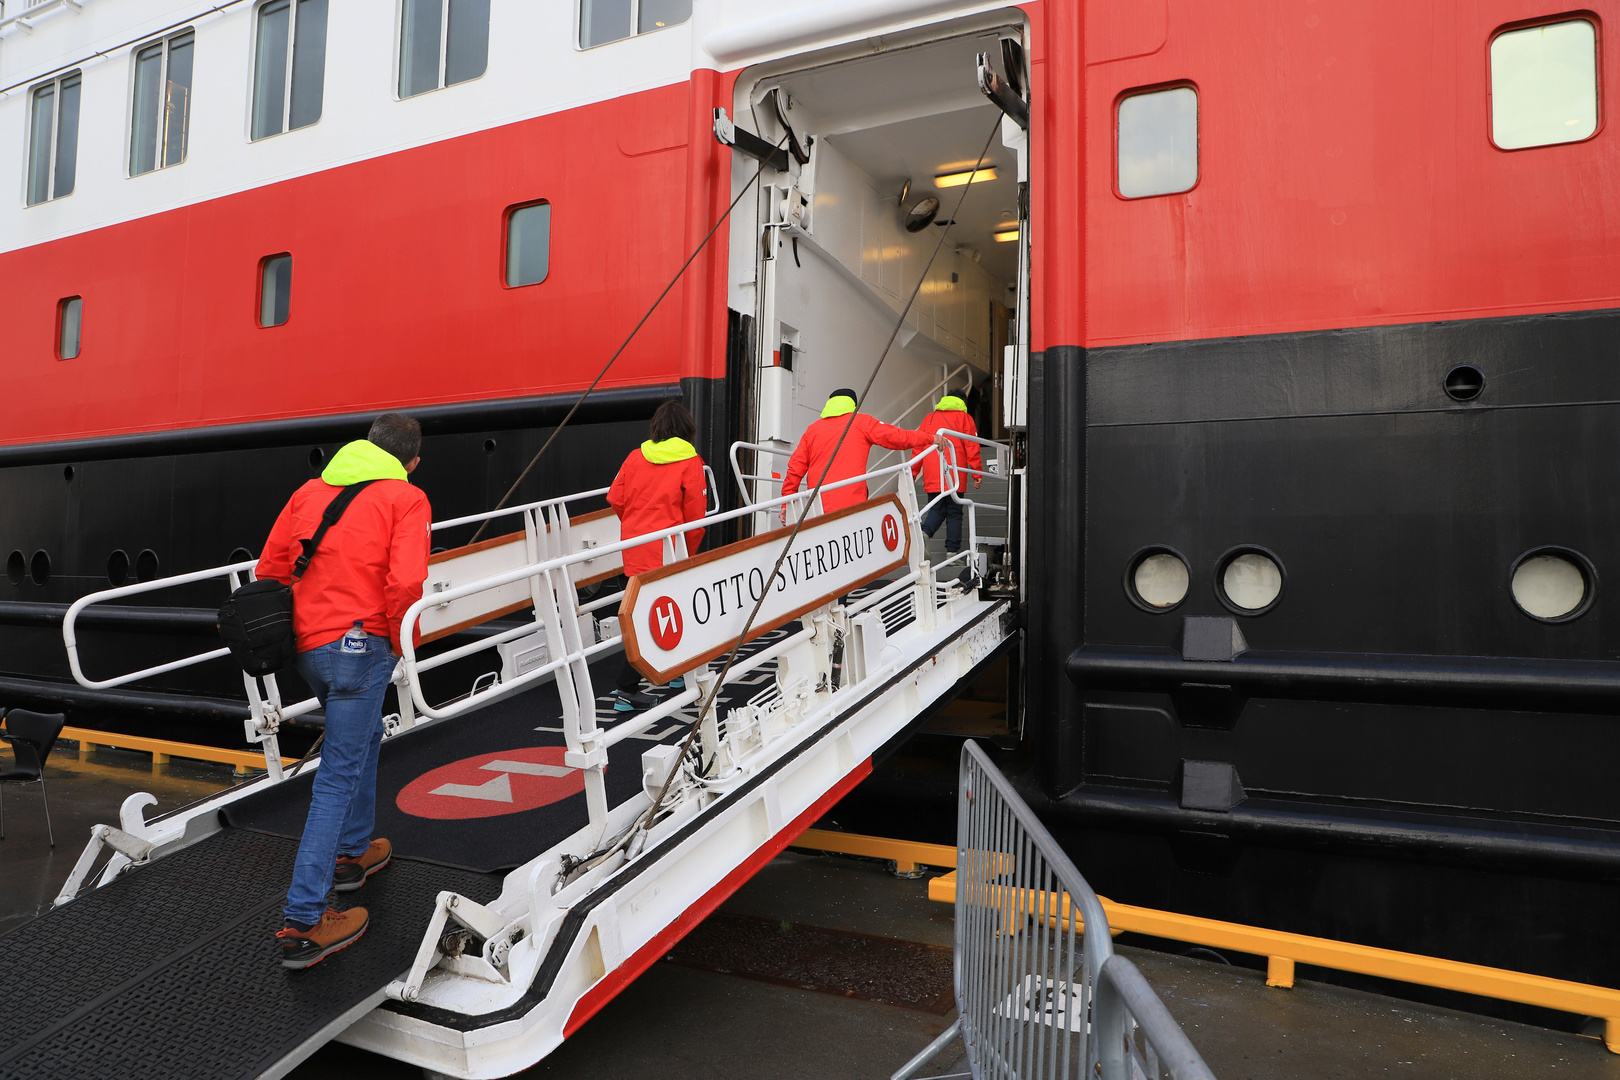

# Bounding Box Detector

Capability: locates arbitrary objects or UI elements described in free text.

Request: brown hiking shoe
[334,838,392,892]
[277,907,369,969]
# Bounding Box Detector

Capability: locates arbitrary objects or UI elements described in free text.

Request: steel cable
[469,131,788,543]
[627,116,1007,848]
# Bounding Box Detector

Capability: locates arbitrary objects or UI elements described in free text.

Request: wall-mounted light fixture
[935,166,997,188]
[992,225,1020,242]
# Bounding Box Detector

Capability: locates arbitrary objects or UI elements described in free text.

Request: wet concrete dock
[5,741,1619,1079]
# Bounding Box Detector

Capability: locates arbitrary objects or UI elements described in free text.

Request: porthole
[309,446,325,469]
[6,550,24,586]
[483,438,497,454]
[1510,547,1594,622]
[29,550,51,586]
[1217,547,1284,615]
[136,548,160,582]
[63,464,75,483]
[1125,547,1190,611]
[1444,365,1485,402]
[106,549,130,586]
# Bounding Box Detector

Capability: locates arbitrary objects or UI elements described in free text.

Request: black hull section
[1024,309,1620,994]
[0,384,690,734]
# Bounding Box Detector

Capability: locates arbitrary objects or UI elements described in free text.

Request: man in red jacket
[255,413,431,969]
[912,394,983,555]
[780,389,937,523]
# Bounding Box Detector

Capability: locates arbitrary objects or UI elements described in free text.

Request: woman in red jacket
[606,400,707,712]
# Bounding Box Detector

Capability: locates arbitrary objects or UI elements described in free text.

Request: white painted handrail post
[897,448,936,630]
[539,554,607,840]
[226,564,286,780]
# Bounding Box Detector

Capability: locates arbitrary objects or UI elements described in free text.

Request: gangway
[1,443,1017,1080]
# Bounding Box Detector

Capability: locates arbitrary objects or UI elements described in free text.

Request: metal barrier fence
[895,741,1216,1080]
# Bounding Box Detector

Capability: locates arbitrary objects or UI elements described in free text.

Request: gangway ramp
[21,444,1017,1078]
[0,831,497,1080]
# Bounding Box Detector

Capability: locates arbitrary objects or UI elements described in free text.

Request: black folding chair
[0,709,67,847]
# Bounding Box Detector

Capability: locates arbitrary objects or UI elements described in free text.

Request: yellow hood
[821,395,858,418]
[641,437,697,464]
[321,440,409,485]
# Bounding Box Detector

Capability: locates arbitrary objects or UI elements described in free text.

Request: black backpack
[217,480,378,676]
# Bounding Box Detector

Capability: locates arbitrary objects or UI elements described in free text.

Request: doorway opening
[726,15,1031,533]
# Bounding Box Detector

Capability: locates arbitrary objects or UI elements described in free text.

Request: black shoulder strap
[292,480,381,583]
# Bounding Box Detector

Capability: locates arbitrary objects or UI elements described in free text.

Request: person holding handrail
[912,393,982,556]
[779,388,939,523]
[607,400,707,713]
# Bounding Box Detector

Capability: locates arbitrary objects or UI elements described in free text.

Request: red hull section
[11,1,1620,430]
[562,757,874,1037]
[1028,0,1620,351]
[1,79,731,449]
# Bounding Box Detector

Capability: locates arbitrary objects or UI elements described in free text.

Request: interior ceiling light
[993,225,1020,242]
[935,166,997,188]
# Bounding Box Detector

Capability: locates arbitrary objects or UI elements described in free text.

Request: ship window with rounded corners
[1491,19,1598,150]
[505,202,551,287]
[252,0,329,140]
[58,296,82,359]
[130,30,194,174]
[260,254,292,327]
[400,0,489,98]
[580,0,691,49]
[26,71,81,206]
[1117,85,1198,198]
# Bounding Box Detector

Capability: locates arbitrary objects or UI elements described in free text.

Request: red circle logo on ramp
[881,514,901,551]
[648,595,683,650]
[396,746,583,820]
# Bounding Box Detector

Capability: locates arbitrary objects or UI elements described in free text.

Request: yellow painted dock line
[794,829,1620,1052]
[62,726,262,775]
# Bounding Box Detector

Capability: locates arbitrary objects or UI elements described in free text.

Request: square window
[58,297,82,360]
[1117,85,1198,199]
[1491,19,1598,150]
[506,202,551,287]
[260,254,292,327]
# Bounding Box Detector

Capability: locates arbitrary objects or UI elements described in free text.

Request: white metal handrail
[729,440,794,504]
[58,481,629,778]
[61,560,319,781]
[64,562,255,690]
[867,363,975,483]
[395,451,943,723]
[389,448,945,839]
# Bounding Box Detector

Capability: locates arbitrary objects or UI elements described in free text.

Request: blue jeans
[284,634,395,927]
[922,497,965,554]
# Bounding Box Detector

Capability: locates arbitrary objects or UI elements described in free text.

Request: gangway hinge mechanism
[53,793,170,907]
[391,891,523,1002]
[714,108,789,172]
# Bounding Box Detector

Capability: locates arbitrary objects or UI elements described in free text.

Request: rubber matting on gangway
[0,828,499,1080]
[226,641,794,874]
